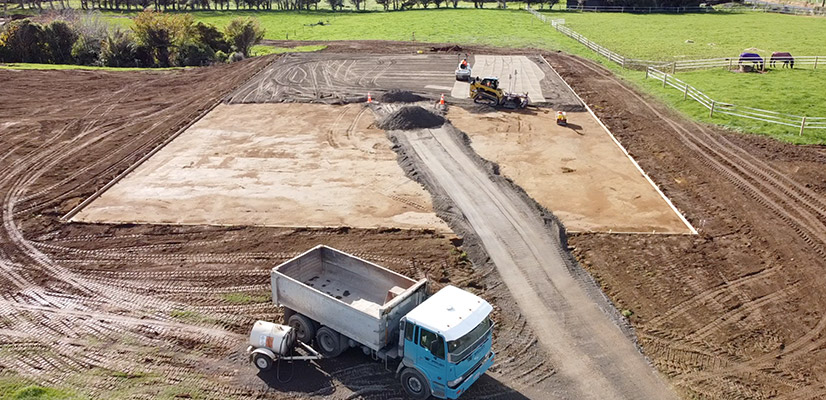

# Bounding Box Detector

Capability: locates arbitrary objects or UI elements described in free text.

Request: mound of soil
[379,90,427,103]
[431,45,463,53]
[379,106,445,130]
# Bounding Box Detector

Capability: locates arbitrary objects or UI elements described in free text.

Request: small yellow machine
[556,111,567,126]
[469,77,529,109]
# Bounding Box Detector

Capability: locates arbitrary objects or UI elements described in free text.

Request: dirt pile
[379,90,427,103]
[378,106,445,130]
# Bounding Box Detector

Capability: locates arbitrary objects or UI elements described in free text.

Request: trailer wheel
[252,352,273,372]
[288,314,316,343]
[400,368,431,400]
[315,327,345,358]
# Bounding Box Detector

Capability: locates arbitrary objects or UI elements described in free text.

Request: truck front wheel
[315,326,345,358]
[400,368,431,400]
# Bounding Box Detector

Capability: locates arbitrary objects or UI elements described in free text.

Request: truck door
[417,327,447,385]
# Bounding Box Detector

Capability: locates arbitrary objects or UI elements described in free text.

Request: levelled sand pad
[448,108,691,234]
[73,103,450,231]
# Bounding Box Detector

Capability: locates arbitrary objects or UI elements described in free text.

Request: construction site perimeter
[1,41,826,400]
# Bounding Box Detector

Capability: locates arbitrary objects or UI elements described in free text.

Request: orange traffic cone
[367,92,372,103]
[439,93,445,106]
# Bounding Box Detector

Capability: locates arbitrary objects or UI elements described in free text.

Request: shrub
[70,12,109,65]
[194,22,229,53]
[0,19,46,63]
[133,10,195,67]
[224,17,264,58]
[229,51,244,63]
[71,35,101,66]
[42,20,78,64]
[100,29,137,67]
[176,41,215,66]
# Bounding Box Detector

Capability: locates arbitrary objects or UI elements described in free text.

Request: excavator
[469,76,529,109]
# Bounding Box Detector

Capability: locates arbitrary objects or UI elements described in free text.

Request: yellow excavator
[469,76,529,109]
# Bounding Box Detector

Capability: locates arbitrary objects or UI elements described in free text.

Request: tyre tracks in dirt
[378,101,678,399]
[548,52,826,398]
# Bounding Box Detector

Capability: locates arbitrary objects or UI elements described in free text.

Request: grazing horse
[770,52,794,68]
[739,52,764,71]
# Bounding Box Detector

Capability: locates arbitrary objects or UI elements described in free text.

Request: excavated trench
[370,103,679,400]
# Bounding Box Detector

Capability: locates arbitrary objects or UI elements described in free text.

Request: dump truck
[248,245,495,400]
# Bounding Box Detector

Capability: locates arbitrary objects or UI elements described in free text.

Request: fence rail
[647,67,826,134]
[665,56,824,72]
[525,6,825,135]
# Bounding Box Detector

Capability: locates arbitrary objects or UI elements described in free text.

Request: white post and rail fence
[646,66,826,135]
[525,6,826,136]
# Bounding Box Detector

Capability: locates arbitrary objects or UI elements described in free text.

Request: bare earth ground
[73,103,450,232]
[0,51,554,399]
[446,107,690,234]
[0,41,825,400]
[547,52,826,399]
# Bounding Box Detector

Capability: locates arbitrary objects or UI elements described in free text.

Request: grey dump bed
[272,245,427,352]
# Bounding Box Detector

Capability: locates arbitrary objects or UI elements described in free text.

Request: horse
[739,52,764,71]
[770,52,794,68]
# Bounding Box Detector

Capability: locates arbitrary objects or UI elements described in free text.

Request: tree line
[0,11,265,67]
[3,0,561,12]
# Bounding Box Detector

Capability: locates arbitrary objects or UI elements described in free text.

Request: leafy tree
[71,36,100,65]
[195,22,229,53]
[70,11,109,65]
[133,10,195,67]
[349,0,362,9]
[42,20,78,64]
[224,17,264,58]
[100,28,137,67]
[0,19,45,63]
[375,0,389,9]
[326,0,343,10]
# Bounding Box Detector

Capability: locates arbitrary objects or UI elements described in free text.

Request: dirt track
[379,103,677,398]
[2,41,826,400]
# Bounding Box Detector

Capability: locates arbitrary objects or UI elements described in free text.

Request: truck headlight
[447,376,465,389]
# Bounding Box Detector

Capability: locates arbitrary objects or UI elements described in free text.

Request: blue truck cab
[397,286,496,399]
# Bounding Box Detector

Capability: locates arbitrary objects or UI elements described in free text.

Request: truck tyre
[288,314,316,344]
[315,326,345,358]
[252,352,273,372]
[400,368,431,400]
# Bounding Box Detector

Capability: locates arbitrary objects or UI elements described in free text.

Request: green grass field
[636,68,826,144]
[0,63,181,71]
[4,5,824,143]
[554,11,826,61]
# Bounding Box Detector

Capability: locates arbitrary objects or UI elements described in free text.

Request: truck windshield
[447,317,492,363]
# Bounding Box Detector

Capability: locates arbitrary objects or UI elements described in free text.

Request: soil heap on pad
[379,106,446,130]
[379,90,427,103]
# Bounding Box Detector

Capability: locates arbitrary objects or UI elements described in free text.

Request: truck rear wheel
[287,314,315,343]
[400,367,431,400]
[315,326,345,358]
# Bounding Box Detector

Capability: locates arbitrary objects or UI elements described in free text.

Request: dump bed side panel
[273,272,385,350]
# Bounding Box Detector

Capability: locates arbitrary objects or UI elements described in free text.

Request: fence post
[800,116,806,136]
[728,58,732,70]
[815,56,819,69]
[671,62,676,74]
[683,84,689,100]
[663,73,668,87]
[709,100,715,118]
[645,68,649,79]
